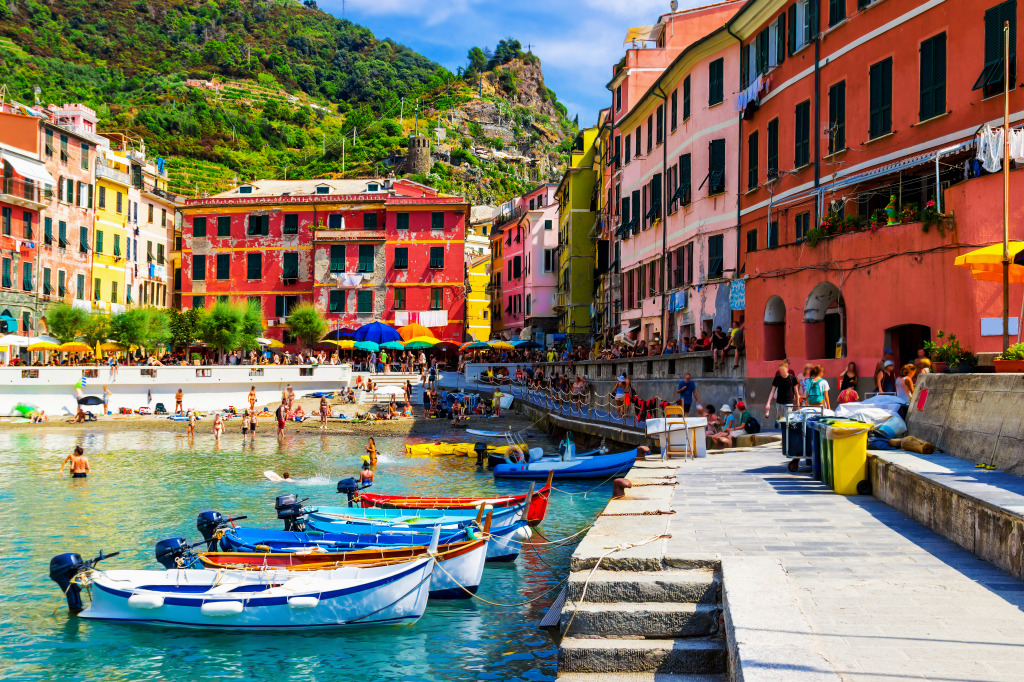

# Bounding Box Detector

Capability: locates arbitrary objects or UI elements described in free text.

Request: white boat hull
[430,540,488,598]
[80,559,433,629]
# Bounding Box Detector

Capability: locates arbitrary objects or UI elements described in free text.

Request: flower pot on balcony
[994,359,1024,373]
[930,361,947,374]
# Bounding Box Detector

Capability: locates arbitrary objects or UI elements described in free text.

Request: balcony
[95,163,130,187]
[0,178,50,211]
[313,228,385,242]
[552,290,569,310]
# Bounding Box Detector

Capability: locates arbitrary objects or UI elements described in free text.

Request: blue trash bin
[806,417,825,480]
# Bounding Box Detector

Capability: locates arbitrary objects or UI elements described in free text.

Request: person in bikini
[59,446,90,478]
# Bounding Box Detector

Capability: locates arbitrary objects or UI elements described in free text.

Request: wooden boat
[200,537,489,600]
[305,502,523,533]
[49,552,435,629]
[357,472,553,526]
[493,448,637,480]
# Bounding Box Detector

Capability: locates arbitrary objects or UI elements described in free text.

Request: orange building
[730,0,1024,406]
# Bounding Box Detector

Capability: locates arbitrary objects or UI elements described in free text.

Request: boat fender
[200,601,245,617]
[466,526,479,541]
[128,593,165,610]
[507,447,525,464]
[288,596,319,610]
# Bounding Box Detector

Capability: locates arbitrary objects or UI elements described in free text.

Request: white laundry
[419,311,448,328]
[394,312,408,326]
[976,124,1004,173]
[1009,128,1024,164]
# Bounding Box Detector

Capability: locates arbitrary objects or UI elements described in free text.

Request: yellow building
[465,252,491,341]
[92,147,131,311]
[554,125,600,337]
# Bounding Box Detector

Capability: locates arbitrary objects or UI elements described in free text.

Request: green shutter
[683,76,691,119]
[358,244,374,272]
[282,252,298,279]
[330,245,346,272]
[806,0,817,41]
[869,58,893,138]
[193,217,206,237]
[920,33,946,120]
[432,212,445,230]
[396,212,409,230]
[777,13,786,64]
[741,44,751,89]
[788,4,797,54]
[748,131,759,190]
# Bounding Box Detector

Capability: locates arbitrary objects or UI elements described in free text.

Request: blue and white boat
[493,443,638,480]
[305,504,524,534]
[49,551,435,629]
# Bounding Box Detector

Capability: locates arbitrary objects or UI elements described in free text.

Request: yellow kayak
[404,443,511,458]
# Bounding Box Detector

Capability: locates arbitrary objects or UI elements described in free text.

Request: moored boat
[493,448,637,480]
[306,503,523,533]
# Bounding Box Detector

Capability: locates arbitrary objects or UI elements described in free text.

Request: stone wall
[907,373,1024,474]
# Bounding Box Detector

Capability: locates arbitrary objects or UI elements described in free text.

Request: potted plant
[900,202,919,223]
[920,200,952,236]
[995,342,1024,373]
[923,331,976,373]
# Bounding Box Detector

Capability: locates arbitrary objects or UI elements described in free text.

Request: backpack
[807,378,824,405]
[744,415,761,434]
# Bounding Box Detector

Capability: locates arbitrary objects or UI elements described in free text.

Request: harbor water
[0,429,609,681]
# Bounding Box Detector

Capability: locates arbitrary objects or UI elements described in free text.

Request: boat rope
[600,510,676,516]
[627,481,677,487]
[549,467,626,500]
[430,558,570,607]
[510,524,594,548]
[561,534,672,635]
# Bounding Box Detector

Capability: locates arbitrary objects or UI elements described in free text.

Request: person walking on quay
[379,350,388,374]
[676,373,698,415]
[806,366,830,410]
[175,388,184,415]
[368,350,378,375]
[765,360,799,422]
[276,401,287,438]
[59,445,90,478]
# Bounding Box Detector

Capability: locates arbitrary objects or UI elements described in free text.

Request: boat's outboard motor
[196,510,225,551]
[337,477,360,507]
[275,494,307,532]
[49,552,86,614]
[155,537,196,569]
[474,442,488,467]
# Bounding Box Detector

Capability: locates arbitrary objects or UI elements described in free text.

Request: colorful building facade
[555,126,599,339]
[92,143,131,312]
[465,206,495,341]
[181,178,467,346]
[730,0,1024,406]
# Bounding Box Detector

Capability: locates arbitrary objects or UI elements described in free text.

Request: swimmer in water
[281,471,294,481]
[59,445,90,478]
[360,460,374,485]
[365,437,378,465]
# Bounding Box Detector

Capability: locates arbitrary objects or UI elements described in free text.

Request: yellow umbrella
[489,341,515,350]
[954,242,1024,269]
[99,341,125,352]
[404,336,439,346]
[60,341,93,354]
[398,324,435,341]
[969,264,1024,284]
[28,341,61,351]
[338,340,356,350]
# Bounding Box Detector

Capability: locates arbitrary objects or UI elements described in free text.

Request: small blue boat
[305,504,523,533]
[493,448,638,480]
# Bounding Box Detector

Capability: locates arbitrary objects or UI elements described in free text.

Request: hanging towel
[976,124,1004,173]
[1010,128,1024,164]
[420,311,448,327]
[394,312,408,326]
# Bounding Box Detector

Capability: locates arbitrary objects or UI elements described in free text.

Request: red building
[730,0,1024,408]
[181,178,467,345]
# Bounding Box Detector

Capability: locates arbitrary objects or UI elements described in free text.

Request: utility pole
[342,138,346,177]
[322,132,325,157]
[400,97,404,123]
[1002,20,1011,353]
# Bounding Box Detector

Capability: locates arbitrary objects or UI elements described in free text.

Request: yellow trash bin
[826,421,872,495]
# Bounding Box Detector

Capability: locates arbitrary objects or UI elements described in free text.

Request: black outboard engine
[154,537,196,569]
[474,442,488,467]
[49,552,86,614]
[337,477,359,506]
[196,510,225,551]
[275,494,307,532]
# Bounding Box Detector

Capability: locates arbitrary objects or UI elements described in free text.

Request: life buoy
[507,446,526,464]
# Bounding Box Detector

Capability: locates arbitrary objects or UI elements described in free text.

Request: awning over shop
[624,24,664,45]
[0,151,56,187]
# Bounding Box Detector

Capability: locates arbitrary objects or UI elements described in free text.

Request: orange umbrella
[398,324,435,341]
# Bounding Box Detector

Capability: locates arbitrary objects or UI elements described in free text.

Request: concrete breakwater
[0,364,352,415]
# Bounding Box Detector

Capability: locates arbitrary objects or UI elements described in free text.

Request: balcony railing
[553,290,569,310]
[95,164,130,186]
[0,177,51,209]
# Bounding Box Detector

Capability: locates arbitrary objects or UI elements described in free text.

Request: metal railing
[0,177,51,204]
[95,164,130,185]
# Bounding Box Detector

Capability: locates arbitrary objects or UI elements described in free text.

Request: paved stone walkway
[666,446,1024,682]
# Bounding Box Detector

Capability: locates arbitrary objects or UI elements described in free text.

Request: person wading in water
[59,446,90,478]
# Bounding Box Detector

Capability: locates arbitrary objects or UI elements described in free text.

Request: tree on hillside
[286,302,327,353]
[488,39,523,70]
[466,46,487,75]
[46,303,89,343]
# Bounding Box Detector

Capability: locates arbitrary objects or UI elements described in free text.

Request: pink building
[606,2,744,345]
[493,185,559,341]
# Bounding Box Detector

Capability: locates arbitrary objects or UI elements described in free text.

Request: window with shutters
[79,226,89,254]
[76,274,85,300]
[675,154,692,206]
[624,134,632,165]
[358,245,375,272]
[98,186,106,209]
[756,28,769,76]
[42,267,51,295]
[282,252,299,280]
[431,212,445,231]
[616,84,622,111]
[829,0,845,27]
[96,230,104,254]
[747,230,758,253]
[774,14,786,68]
[217,216,231,237]
[647,115,653,153]
[158,244,165,265]
[788,0,815,54]
[395,212,410,230]
[331,286,348,311]
[113,234,121,258]
[767,118,779,179]
[974,1,1016,98]
[708,58,724,106]
[247,253,262,280]
[869,58,893,139]
[670,89,678,130]
[631,189,641,234]
[116,192,122,214]
[920,33,947,120]
[58,270,66,296]
[429,246,445,269]
[748,131,759,190]
[394,246,408,269]
[192,254,205,281]
[216,253,230,280]
[795,212,812,240]
[283,214,298,235]
[43,218,53,245]
[708,235,724,279]
[1,258,9,289]
[248,215,269,236]
[59,221,67,247]
[656,105,664,144]
[430,288,443,310]
[683,75,691,120]
[794,100,811,167]
[634,126,641,157]
[330,245,346,272]
[741,44,751,89]
[828,81,846,153]
[707,139,726,195]
[357,290,373,314]
[192,216,207,237]
[392,288,405,311]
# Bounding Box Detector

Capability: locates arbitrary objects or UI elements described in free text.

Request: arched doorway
[885,324,931,368]
[764,295,787,361]
[804,283,845,360]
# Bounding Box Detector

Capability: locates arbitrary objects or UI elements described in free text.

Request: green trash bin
[816,418,845,490]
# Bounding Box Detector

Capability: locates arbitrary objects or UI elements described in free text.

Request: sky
[320,0,708,125]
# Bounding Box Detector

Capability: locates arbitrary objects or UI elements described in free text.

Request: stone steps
[563,602,719,639]
[566,568,719,605]
[558,637,726,675]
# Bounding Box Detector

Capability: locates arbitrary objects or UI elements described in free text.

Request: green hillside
[0,0,575,200]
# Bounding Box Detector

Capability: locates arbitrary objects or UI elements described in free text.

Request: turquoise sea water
[0,429,609,681]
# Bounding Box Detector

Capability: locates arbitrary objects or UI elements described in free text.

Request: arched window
[763,295,787,361]
[804,282,845,359]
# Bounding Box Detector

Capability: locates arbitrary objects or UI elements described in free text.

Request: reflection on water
[0,430,609,681]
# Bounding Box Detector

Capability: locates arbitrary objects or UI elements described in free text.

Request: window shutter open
[788,4,797,55]
[741,44,751,89]
[777,13,786,65]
